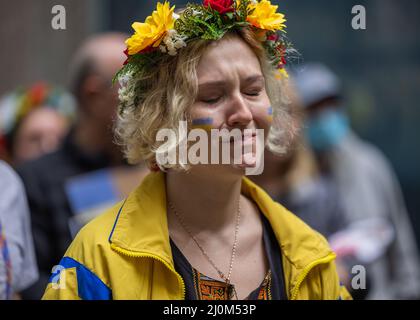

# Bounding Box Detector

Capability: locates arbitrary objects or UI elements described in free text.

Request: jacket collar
[109,171,334,274]
[109,172,173,265]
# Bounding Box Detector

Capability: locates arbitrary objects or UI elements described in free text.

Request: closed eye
[245,91,261,96]
[201,97,221,104]
[244,88,263,97]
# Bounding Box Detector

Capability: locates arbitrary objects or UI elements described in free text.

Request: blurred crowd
[1,32,419,300]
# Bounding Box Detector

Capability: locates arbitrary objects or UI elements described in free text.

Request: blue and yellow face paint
[267,106,273,123]
[191,117,214,132]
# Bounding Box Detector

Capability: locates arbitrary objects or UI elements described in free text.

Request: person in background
[0,161,38,299]
[17,33,149,299]
[250,82,347,239]
[0,82,76,165]
[250,84,365,297]
[293,62,420,299]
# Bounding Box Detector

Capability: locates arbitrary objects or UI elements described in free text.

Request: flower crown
[0,82,76,140]
[116,0,293,88]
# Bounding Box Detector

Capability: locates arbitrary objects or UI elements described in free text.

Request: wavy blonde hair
[115,28,299,170]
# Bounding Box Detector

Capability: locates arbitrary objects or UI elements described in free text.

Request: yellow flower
[126,1,175,55]
[275,68,289,79]
[247,0,286,31]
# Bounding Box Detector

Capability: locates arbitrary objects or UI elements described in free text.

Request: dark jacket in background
[277,176,347,238]
[16,132,112,299]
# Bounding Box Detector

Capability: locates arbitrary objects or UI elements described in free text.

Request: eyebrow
[243,75,265,85]
[198,75,265,89]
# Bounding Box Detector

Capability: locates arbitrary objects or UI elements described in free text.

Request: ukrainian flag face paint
[267,106,273,123]
[191,117,214,132]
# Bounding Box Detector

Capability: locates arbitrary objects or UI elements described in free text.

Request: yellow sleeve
[339,285,353,300]
[293,260,353,300]
[42,267,81,300]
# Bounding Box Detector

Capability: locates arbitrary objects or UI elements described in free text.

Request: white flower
[192,9,201,16]
[174,40,186,50]
[160,29,187,56]
[117,72,136,106]
[118,72,133,88]
[166,42,175,50]
[168,49,177,56]
[166,29,176,37]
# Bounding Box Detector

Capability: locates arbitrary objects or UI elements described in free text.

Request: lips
[241,134,256,146]
[228,132,256,143]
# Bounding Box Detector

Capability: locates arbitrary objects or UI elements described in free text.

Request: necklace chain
[168,198,241,286]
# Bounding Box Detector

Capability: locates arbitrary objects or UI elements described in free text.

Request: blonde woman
[43,1,351,300]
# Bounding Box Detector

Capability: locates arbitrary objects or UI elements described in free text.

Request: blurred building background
[1,0,419,249]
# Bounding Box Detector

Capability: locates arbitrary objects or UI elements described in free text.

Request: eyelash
[201,89,262,104]
[246,91,261,97]
[202,97,221,104]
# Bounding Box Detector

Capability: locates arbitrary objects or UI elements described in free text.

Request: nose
[226,94,253,128]
[39,134,60,154]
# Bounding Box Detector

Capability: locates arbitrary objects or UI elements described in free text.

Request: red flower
[123,46,159,65]
[29,82,49,106]
[123,49,129,65]
[267,33,279,42]
[203,0,234,14]
[281,55,286,65]
[139,46,159,54]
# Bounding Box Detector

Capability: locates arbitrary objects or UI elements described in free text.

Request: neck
[251,152,295,196]
[166,166,243,232]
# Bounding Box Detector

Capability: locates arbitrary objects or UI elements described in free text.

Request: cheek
[252,90,272,123]
[252,104,273,131]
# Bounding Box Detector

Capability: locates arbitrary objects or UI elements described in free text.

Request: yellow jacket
[43,172,351,300]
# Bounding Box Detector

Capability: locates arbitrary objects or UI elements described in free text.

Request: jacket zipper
[290,253,336,300]
[110,243,186,299]
[111,243,335,300]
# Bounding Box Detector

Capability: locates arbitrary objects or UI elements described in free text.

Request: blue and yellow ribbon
[0,221,12,299]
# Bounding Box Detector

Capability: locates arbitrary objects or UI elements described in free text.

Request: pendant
[228,284,239,300]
